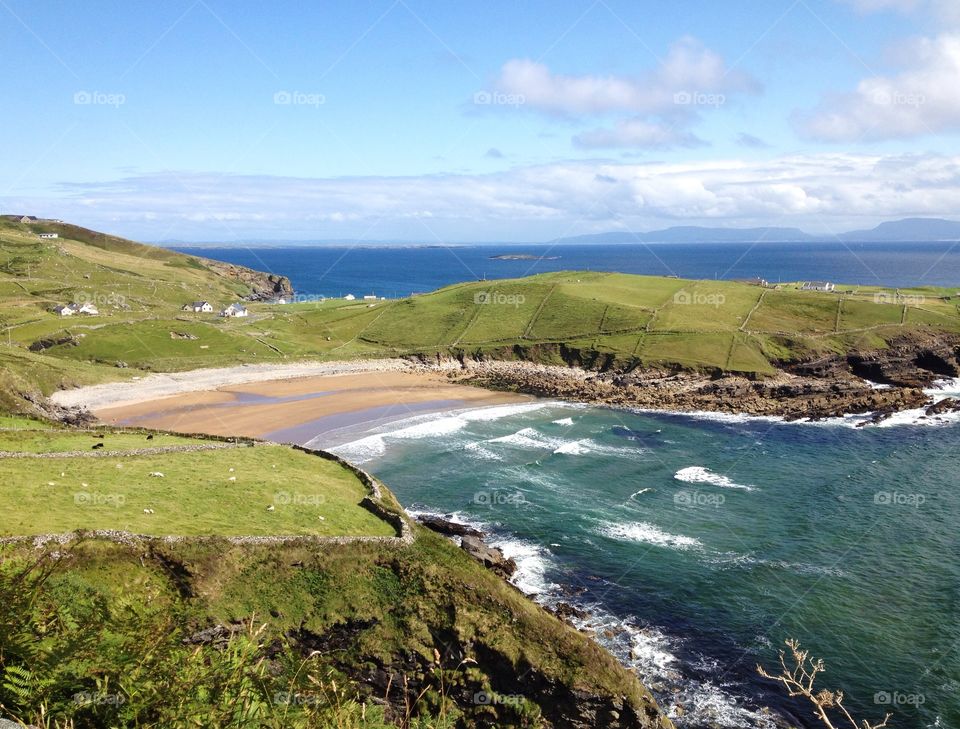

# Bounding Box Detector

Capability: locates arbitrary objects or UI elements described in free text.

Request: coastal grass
[0,442,395,538]
[3,219,960,414]
[0,428,209,453]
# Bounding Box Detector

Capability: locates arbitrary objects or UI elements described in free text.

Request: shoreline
[83,364,532,442]
[49,355,960,436]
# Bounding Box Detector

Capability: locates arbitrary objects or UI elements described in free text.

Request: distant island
[551,217,960,245]
[490,253,560,260]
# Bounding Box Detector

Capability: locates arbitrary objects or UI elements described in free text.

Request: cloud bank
[11,153,960,241]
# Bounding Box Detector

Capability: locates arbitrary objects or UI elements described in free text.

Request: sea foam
[599,520,702,550]
[674,466,756,491]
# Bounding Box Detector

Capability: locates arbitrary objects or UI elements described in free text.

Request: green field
[3,219,960,415]
[0,418,395,539]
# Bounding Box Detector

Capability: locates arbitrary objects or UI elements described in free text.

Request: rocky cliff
[201,258,294,301]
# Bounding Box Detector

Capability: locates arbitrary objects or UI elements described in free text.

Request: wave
[552,416,576,426]
[675,466,756,491]
[599,520,702,551]
[327,401,551,462]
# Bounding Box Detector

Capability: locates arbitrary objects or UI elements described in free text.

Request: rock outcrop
[201,259,294,301]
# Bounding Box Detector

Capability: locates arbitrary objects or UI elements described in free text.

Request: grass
[0,428,209,453]
[2,219,960,413]
[0,433,395,538]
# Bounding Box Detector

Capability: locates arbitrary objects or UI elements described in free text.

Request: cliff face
[201,258,294,301]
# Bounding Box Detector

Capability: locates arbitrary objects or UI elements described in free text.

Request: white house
[343,294,356,301]
[801,281,835,292]
[38,232,58,239]
[77,303,99,315]
[53,304,76,316]
[182,301,214,313]
[362,294,378,301]
[220,303,249,318]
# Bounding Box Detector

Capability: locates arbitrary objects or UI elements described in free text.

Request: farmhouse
[801,281,836,292]
[38,232,58,239]
[53,304,76,316]
[362,294,378,301]
[182,301,214,313]
[77,303,99,315]
[219,303,249,318]
[343,294,356,301]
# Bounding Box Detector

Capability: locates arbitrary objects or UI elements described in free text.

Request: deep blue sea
[174,241,960,296]
[178,241,960,728]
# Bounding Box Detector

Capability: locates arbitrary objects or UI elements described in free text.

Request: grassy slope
[0,415,667,728]
[3,221,960,411]
[0,418,392,538]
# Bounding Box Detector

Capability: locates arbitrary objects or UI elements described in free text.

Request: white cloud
[486,37,758,148]
[797,34,960,141]
[16,153,960,240]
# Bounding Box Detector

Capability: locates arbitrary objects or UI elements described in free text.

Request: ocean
[177,242,960,728]
[173,241,960,296]
[326,393,960,729]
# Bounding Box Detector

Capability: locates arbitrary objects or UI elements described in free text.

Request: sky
[3,0,960,242]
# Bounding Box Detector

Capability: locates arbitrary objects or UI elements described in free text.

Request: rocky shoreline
[437,333,960,421]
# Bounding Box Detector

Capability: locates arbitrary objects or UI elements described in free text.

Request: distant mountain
[838,218,960,242]
[553,226,816,245]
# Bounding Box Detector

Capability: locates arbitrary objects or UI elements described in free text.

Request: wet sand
[95,370,531,445]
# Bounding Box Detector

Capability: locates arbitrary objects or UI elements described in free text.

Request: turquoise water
[329,396,960,729]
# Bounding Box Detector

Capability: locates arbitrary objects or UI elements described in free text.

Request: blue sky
[3,0,960,242]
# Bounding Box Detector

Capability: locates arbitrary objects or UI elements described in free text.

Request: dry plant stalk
[757,639,891,729]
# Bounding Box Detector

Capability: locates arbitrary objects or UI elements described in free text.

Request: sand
[90,366,530,444]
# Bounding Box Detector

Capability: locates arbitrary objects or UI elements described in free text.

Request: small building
[18,215,38,224]
[53,304,76,317]
[219,303,249,318]
[77,303,99,315]
[362,295,378,301]
[343,294,356,301]
[38,232,58,239]
[801,281,836,292]
[734,277,768,287]
[182,301,214,313]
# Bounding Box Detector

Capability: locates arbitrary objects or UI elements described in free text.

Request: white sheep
[148,472,164,478]
[266,505,275,511]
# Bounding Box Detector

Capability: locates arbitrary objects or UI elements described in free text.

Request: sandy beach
[83,362,530,444]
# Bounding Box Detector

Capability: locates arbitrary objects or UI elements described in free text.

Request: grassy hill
[0,415,668,728]
[3,220,959,415]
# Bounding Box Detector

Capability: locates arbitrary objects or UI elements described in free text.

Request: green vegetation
[0,421,393,539]
[0,528,663,729]
[2,220,960,417]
